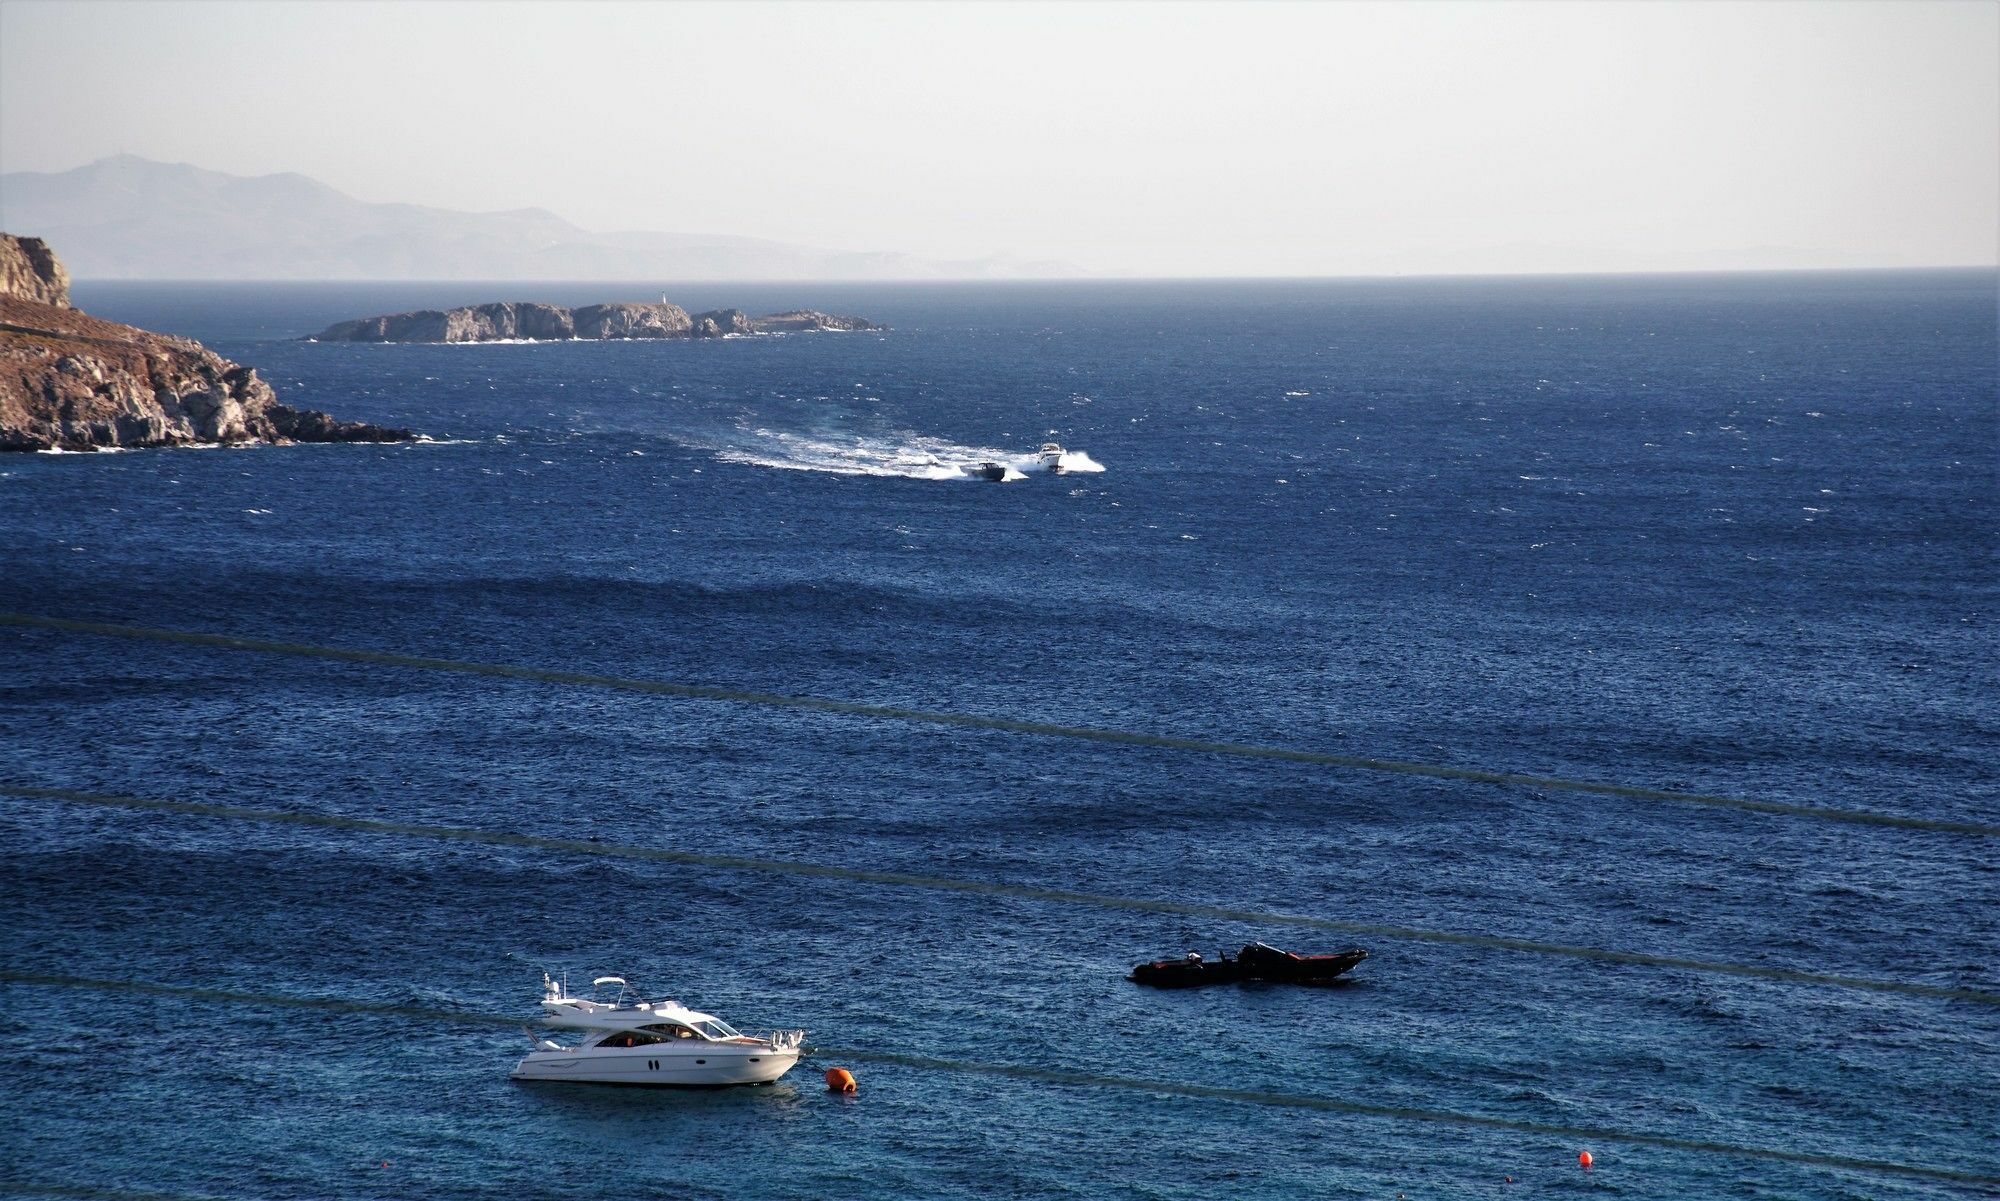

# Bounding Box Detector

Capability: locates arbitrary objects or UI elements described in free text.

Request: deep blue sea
[2,272,1995,1199]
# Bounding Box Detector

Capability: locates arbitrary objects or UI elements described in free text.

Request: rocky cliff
[308,299,882,342]
[2,233,414,451]
[1,235,70,307]
[574,302,694,339]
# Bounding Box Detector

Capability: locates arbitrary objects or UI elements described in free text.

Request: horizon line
[62,263,2000,287]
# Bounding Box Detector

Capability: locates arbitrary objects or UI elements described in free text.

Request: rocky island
[1,233,414,452]
[307,301,883,343]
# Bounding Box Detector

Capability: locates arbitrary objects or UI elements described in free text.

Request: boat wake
[676,422,1104,482]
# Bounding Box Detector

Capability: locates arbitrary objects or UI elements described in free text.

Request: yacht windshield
[694,1020,741,1039]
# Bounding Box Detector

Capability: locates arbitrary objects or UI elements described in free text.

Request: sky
[2,0,1995,277]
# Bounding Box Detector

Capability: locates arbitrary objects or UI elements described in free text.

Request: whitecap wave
[1051,450,1107,474]
[677,422,1100,483]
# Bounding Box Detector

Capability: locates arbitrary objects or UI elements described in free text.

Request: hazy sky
[3,0,1995,276]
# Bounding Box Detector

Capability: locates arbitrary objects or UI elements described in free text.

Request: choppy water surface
[2,273,1995,1199]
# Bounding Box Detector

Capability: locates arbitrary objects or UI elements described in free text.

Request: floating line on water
[6,785,1994,1006]
[816,1049,2000,1187]
[0,1184,224,1201]
[1,971,1992,1188]
[2,612,1990,838]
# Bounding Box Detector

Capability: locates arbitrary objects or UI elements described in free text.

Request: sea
[1,271,1994,1200]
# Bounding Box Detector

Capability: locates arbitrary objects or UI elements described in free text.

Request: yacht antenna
[511,953,572,999]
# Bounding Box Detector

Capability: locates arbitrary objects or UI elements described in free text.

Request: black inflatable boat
[1129,942,1368,988]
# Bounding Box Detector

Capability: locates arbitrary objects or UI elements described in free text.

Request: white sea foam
[673,418,1101,483]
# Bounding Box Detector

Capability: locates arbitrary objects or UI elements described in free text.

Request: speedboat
[1129,943,1368,988]
[1038,442,1074,474]
[961,461,1008,482]
[511,974,805,1087]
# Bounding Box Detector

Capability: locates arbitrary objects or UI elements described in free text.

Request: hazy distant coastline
[0,156,1085,283]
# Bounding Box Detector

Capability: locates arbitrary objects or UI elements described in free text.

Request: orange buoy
[825,1067,857,1093]
[1578,1150,1593,1170]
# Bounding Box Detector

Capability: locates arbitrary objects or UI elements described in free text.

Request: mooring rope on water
[2,612,1991,837]
[4,785,1993,1005]
[0,971,1991,1188]
[0,1184,224,1201]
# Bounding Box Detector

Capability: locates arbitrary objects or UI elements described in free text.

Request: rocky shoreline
[1,233,414,452]
[307,301,882,343]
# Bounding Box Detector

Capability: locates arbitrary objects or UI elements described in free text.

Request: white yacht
[511,974,805,1087]
[1038,443,1075,474]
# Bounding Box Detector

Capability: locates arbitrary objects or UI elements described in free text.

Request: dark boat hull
[1128,958,1242,988]
[1129,944,1368,988]
[1235,943,1368,985]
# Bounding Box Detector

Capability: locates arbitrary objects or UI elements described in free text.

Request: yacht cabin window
[597,1030,669,1048]
[638,1022,702,1040]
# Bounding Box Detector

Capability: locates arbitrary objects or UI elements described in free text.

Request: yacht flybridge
[511,974,805,1087]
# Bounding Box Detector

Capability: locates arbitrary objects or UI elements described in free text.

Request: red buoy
[1579,1150,1593,1170]
[825,1067,857,1093]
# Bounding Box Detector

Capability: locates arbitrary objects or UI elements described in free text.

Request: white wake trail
[678,422,1099,483]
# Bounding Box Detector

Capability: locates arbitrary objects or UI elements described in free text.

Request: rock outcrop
[1,235,70,307]
[749,309,882,333]
[307,299,883,342]
[316,300,581,343]
[571,302,692,339]
[2,233,414,452]
[691,308,755,338]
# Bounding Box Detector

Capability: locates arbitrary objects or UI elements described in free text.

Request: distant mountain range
[0,155,1083,281]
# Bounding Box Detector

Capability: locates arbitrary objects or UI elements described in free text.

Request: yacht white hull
[513,1043,800,1087]
[1037,444,1081,474]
